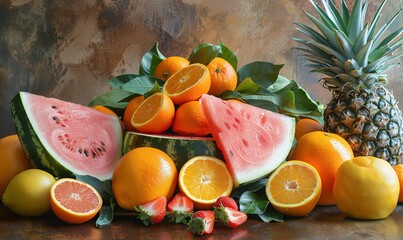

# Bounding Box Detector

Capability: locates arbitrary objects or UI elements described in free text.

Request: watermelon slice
[10,92,123,181]
[200,94,295,187]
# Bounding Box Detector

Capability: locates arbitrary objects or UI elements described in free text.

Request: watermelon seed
[101,141,105,146]
[78,148,82,154]
[51,105,58,109]
[52,116,58,121]
[83,149,89,157]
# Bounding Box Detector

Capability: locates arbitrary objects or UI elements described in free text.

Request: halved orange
[178,156,233,209]
[50,178,103,224]
[265,160,322,217]
[123,95,145,131]
[162,63,211,105]
[131,92,175,134]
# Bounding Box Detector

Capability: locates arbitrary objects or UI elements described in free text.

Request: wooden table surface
[2,204,403,240]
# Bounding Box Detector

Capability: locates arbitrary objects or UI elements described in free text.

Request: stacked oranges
[122,56,238,137]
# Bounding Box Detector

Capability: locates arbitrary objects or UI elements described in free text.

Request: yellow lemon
[333,156,399,219]
[2,169,56,216]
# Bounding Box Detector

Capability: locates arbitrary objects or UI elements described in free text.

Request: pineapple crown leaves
[293,0,403,92]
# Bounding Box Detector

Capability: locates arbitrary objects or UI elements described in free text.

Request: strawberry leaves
[166,193,194,224]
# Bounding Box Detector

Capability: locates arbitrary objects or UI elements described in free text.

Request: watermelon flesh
[11,92,122,181]
[200,94,295,187]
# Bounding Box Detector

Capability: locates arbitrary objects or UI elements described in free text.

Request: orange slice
[265,160,322,217]
[131,92,175,134]
[178,156,233,209]
[50,178,103,224]
[162,63,211,105]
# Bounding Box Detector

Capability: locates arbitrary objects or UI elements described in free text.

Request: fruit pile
[2,0,403,237]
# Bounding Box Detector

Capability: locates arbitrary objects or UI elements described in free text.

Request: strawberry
[214,196,238,210]
[187,210,215,236]
[213,207,247,228]
[133,196,167,225]
[166,193,194,224]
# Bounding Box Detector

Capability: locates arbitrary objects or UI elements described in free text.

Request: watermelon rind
[123,131,223,169]
[10,92,123,181]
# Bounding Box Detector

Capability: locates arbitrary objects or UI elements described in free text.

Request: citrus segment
[131,92,175,134]
[112,147,177,209]
[265,160,322,217]
[207,57,237,96]
[290,131,354,205]
[155,56,190,81]
[50,178,103,224]
[123,95,145,131]
[0,134,32,197]
[172,101,211,136]
[179,156,233,209]
[162,63,211,105]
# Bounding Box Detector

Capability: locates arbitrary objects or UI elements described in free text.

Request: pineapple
[294,0,403,165]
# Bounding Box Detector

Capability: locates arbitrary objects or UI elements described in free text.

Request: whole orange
[393,164,403,203]
[290,131,354,205]
[123,95,145,131]
[154,56,190,81]
[112,147,178,210]
[0,135,32,197]
[295,118,323,140]
[172,101,211,137]
[207,57,237,96]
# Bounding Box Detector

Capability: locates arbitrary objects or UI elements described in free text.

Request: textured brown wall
[0,0,402,138]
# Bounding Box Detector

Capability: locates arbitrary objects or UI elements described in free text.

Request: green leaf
[231,178,267,198]
[235,77,260,93]
[144,81,162,98]
[88,89,133,111]
[268,75,291,91]
[120,76,164,94]
[219,44,238,70]
[139,42,165,75]
[107,74,139,89]
[237,61,283,88]
[258,204,284,223]
[188,42,221,65]
[239,191,269,215]
[96,204,115,228]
